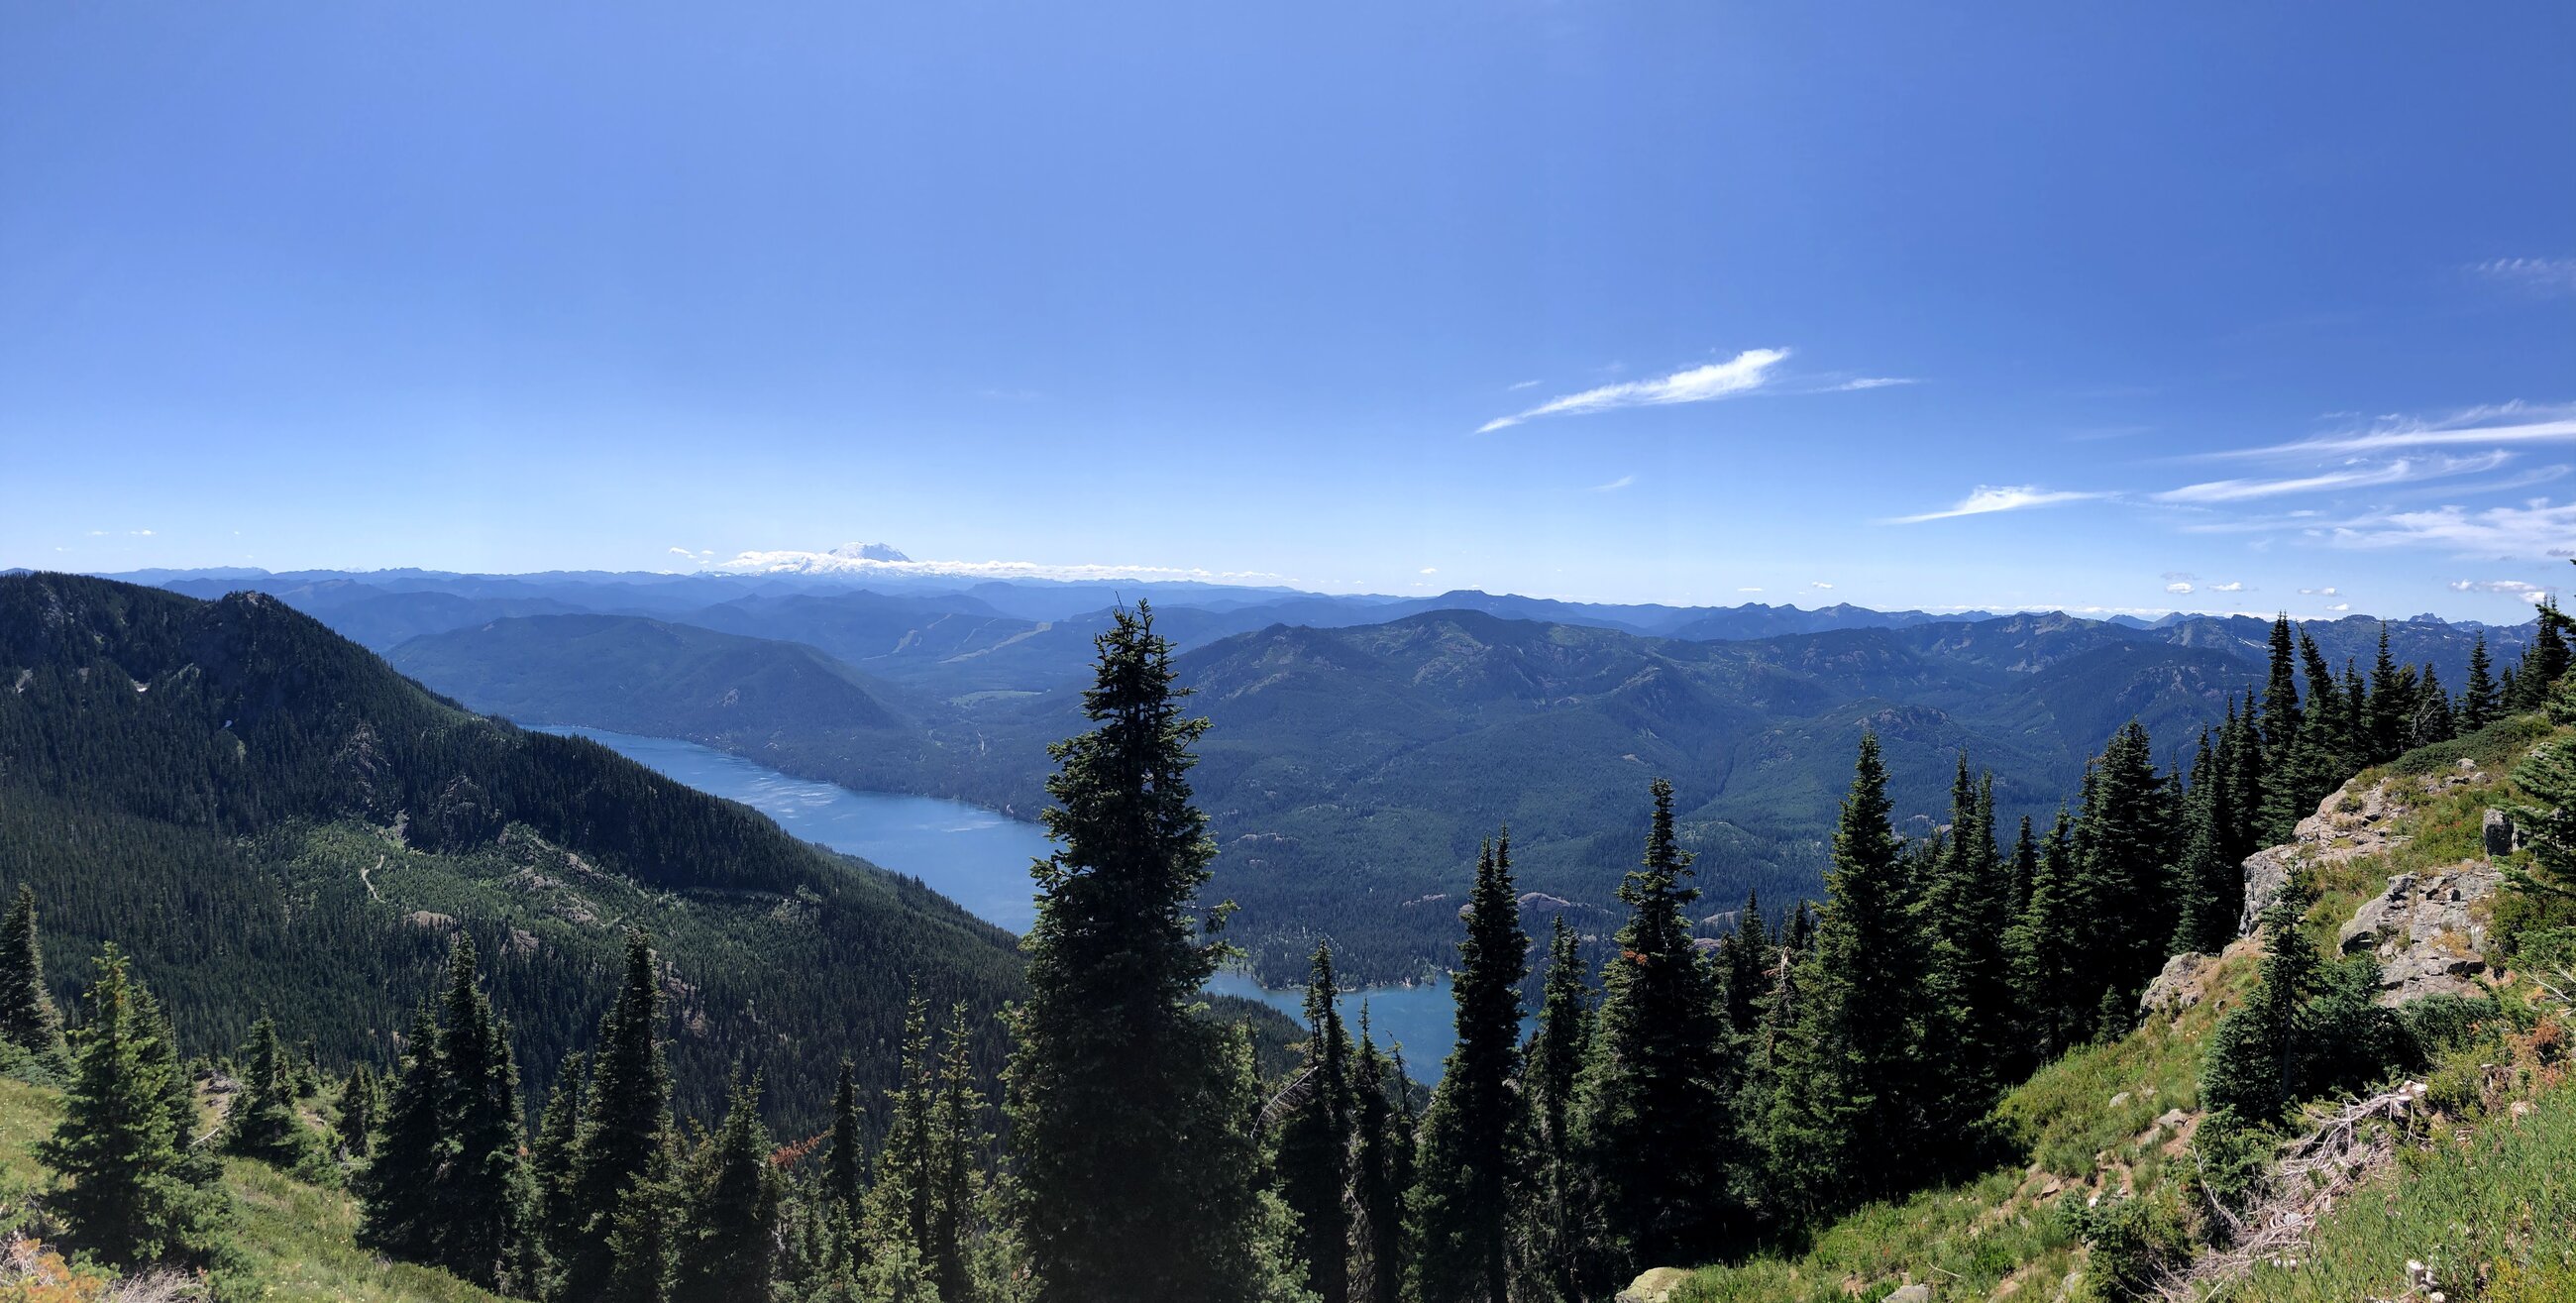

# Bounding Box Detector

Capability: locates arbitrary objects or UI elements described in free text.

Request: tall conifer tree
[362,1002,447,1262]
[1005,603,1299,1303]
[2462,634,2500,730]
[1572,780,1735,1269]
[564,931,672,1301]
[38,946,227,1270]
[674,1075,783,1303]
[434,936,533,1291]
[1410,834,1528,1303]
[220,1012,308,1165]
[1766,737,1922,1215]
[2071,721,2175,1024]
[1277,942,1354,1303]
[823,1058,865,1218]
[0,884,61,1064]
[1350,1014,1411,1303]
[1513,918,1592,1301]
[337,1062,380,1161]
[1920,760,2017,1131]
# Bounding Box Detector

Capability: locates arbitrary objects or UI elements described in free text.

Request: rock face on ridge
[2335,864,2503,1005]
[2235,758,2487,934]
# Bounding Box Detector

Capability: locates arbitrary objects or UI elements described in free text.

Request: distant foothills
[30,558,2552,985]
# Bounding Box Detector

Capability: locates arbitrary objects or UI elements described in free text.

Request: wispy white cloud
[1506,379,1540,391]
[1477,348,1789,433]
[2213,402,2576,460]
[1419,567,1439,575]
[1737,587,1764,593]
[1809,581,1834,591]
[2470,257,2576,296]
[2300,587,2340,597]
[2321,498,2576,557]
[2209,581,2247,593]
[709,547,1285,586]
[1588,474,1637,493]
[2153,453,2508,503]
[2166,582,2195,595]
[2448,579,2555,603]
[2326,602,2351,612]
[1829,377,1916,391]
[1886,485,2114,524]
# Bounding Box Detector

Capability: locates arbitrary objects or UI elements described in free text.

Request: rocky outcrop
[2236,759,2488,935]
[2335,863,2502,1005]
[2139,950,2216,1018]
[2483,808,2520,858]
[1615,1266,1692,1302]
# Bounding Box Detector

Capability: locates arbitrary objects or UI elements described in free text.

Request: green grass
[0,1075,507,1302]
[2230,1077,2576,1302]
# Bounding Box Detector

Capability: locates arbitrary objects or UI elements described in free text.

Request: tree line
[3,602,2567,1301]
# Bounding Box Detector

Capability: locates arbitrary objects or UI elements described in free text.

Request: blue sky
[3,3,2570,618]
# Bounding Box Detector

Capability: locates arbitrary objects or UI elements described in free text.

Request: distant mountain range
[105,565,2543,983]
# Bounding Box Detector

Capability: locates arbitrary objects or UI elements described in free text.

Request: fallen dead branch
[2158,1081,2424,1301]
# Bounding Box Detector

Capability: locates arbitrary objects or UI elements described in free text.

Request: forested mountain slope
[0,573,1025,1130]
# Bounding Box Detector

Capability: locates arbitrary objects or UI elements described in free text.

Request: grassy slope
[1677,713,2574,1303]
[0,1076,502,1303]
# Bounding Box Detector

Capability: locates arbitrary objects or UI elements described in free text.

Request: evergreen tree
[2169,732,2240,956]
[1573,780,1737,1269]
[2508,736,2576,903]
[2462,633,2500,730]
[823,1057,865,1218]
[565,931,673,1301]
[2512,600,2572,710]
[1005,603,1302,1303]
[531,1050,586,1272]
[2366,623,2404,763]
[1714,891,1771,1041]
[2257,615,2303,761]
[599,1132,681,1303]
[1918,760,2017,1134]
[1766,736,1923,1216]
[2008,817,2039,919]
[871,991,938,1271]
[1512,919,1592,1302]
[361,1002,447,1262]
[0,884,62,1066]
[1350,1014,1411,1303]
[433,936,533,1291]
[2220,692,2267,866]
[924,1005,996,1303]
[2200,894,2325,1124]
[1276,943,1354,1303]
[220,1011,310,1165]
[37,945,227,1270]
[2414,664,2455,747]
[1410,834,1528,1303]
[2071,721,2175,1024]
[2007,804,2083,1056]
[674,1075,783,1303]
[337,1062,380,1161]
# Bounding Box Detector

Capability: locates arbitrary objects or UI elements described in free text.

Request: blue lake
[539,725,1465,1072]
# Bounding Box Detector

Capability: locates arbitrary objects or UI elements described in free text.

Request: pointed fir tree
[0,884,62,1067]
[673,1074,783,1303]
[1004,603,1302,1303]
[1918,760,2017,1138]
[37,945,228,1270]
[1766,736,1923,1216]
[2007,804,2084,1056]
[337,1062,380,1161]
[360,1001,447,1262]
[2008,816,2040,919]
[2508,735,2576,903]
[1714,890,1771,1040]
[1573,779,1739,1275]
[823,1057,865,1218]
[2070,720,2176,1024]
[1350,1013,1412,1303]
[921,1009,989,1303]
[2170,732,2241,956]
[2462,633,2500,731]
[2513,600,2572,710]
[2257,615,2303,761]
[599,1129,681,1303]
[1277,942,1354,1303]
[2221,692,2267,867]
[564,930,673,1301]
[530,1050,586,1274]
[1409,834,1529,1303]
[2414,664,2454,747]
[220,1011,310,1166]
[433,936,534,1292]
[2199,893,2324,1124]
[2366,623,2405,763]
[870,990,939,1271]
[1512,918,1593,1303]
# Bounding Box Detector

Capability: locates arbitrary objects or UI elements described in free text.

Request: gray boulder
[2484,808,2519,858]
[2335,863,2502,1005]
[2139,950,2214,1019]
